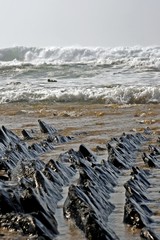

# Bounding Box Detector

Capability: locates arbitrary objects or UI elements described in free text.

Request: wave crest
[1,85,159,104]
[0,46,160,70]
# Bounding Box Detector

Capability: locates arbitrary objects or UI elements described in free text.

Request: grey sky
[0,0,160,48]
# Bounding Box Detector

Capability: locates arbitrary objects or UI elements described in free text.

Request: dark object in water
[47,79,57,82]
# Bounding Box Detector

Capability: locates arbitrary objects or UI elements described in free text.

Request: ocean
[0,45,160,104]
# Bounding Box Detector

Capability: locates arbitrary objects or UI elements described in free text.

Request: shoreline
[0,102,159,135]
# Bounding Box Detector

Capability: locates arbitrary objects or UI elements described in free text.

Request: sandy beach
[0,102,159,143]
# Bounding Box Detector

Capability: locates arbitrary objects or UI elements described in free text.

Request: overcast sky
[0,0,160,48]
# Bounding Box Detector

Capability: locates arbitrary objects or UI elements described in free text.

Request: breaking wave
[0,46,160,70]
[0,85,159,104]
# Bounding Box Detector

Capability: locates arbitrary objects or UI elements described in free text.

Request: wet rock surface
[140,227,160,240]
[62,131,148,239]
[142,145,160,168]
[0,119,159,239]
[0,120,75,239]
[123,141,160,239]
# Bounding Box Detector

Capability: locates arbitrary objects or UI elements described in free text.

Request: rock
[38,119,57,135]
[63,155,120,240]
[142,152,160,168]
[0,124,75,239]
[140,227,160,240]
[22,129,34,140]
[107,133,145,169]
[123,198,153,228]
[64,185,119,240]
[79,144,97,162]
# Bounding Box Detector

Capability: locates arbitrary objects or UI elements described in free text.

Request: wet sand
[0,102,159,239]
[1,102,159,142]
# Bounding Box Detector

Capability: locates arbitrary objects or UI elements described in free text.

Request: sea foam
[0,46,160,70]
[0,46,160,104]
[0,84,159,104]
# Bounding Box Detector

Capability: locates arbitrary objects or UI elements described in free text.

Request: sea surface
[0,45,160,104]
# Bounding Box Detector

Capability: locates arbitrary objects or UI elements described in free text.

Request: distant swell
[0,46,160,70]
[0,85,159,104]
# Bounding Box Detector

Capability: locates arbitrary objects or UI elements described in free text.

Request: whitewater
[0,46,160,104]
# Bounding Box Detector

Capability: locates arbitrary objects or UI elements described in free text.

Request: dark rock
[59,144,97,165]
[144,127,152,135]
[59,148,82,164]
[44,166,64,189]
[63,155,120,239]
[101,159,121,176]
[78,159,117,194]
[124,182,150,203]
[64,185,119,240]
[0,128,13,147]
[148,145,160,156]
[0,212,58,240]
[131,167,150,188]
[22,129,34,140]
[123,198,153,228]
[140,227,160,240]
[38,120,57,135]
[46,159,75,185]
[107,133,145,169]
[0,123,78,239]
[0,212,37,235]
[142,152,160,168]
[2,126,21,144]
[79,144,97,162]
[0,182,23,214]
[47,134,73,144]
